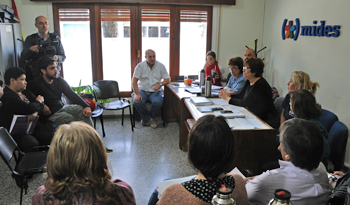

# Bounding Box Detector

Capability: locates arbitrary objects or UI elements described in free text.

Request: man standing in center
[132,49,170,129]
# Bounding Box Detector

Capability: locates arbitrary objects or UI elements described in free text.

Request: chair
[328,121,349,171]
[132,93,166,128]
[320,109,339,132]
[174,75,184,82]
[0,127,48,205]
[92,106,106,137]
[188,75,198,80]
[93,80,133,131]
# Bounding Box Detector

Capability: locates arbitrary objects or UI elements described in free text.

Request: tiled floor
[0,116,197,205]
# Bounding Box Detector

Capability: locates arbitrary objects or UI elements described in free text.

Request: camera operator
[21,16,66,82]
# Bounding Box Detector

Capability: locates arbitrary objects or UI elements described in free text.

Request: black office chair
[174,75,184,82]
[62,93,106,137]
[188,75,198,80]
[79,93,106,138]
[93,80,133,132]
[91,106,106,137]
[328,121,348,171]
[0,127,48,205]
[320,109,339,132]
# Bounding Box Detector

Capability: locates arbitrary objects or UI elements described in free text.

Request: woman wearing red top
[203,51,226,86]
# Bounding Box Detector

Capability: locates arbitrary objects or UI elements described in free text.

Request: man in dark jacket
[20,16,65,81]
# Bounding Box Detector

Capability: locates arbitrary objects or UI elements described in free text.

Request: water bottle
[212,185,236,205]
[205,76,212,97]
[199,69,206,87]
[344,178,350,205]
[268,189,292,205]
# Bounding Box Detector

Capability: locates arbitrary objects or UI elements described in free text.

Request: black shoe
[106,147,113,153]
[12,173,28,189]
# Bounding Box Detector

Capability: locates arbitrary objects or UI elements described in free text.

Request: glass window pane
[179,10,208,76]
[141,9,170,74]
[101,9,131,92]
[59,8,92,87]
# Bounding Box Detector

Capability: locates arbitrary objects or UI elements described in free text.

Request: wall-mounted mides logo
[282,18,341,41]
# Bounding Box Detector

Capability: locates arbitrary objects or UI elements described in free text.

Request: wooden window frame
[53,3,212,97]
[36,0,235,5]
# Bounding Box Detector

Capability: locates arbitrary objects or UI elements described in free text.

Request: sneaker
[141,119,147,126]
[149,118,158,129]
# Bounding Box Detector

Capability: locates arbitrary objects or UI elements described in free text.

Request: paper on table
[212,85,223,90]
[234,118,255,129]
[246,119,267,129]
[229,167,246,179]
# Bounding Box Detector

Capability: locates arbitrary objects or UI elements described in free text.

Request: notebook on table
[190,97,213,106]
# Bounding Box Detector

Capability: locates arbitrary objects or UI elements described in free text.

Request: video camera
[37,31,60,58]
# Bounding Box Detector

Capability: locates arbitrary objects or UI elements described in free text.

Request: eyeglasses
[228,66,238,70]
[243,66,250,70]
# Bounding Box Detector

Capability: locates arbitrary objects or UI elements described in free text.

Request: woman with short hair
[32,121,136,205]
[220,58,276,123]
[224,57,247,95]
[157,115,248,205]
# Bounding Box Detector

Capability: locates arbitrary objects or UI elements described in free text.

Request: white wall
[0,0,54,36]
[262,0,350,166]
[213,0,264,77]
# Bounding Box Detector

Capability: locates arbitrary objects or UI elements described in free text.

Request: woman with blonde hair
[280,71,320,125]
[32,121,136,205]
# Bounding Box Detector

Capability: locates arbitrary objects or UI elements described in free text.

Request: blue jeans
[133,90,163,122]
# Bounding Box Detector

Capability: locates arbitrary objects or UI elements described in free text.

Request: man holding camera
[21,16,66,82]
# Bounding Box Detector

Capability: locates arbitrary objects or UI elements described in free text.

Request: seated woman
[290,89,330,161]
[281,71,319,125]
[32,121,136,205]
[0,67,52,152]
[157,115,248,205]
[203,51,226,86]
[246,118,330,205]
[223,57,247,95]
[219,58,276,122]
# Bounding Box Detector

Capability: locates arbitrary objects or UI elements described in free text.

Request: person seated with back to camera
[259,89,330,173]
[27,56,93,128]
[245,118,331,205]
[0,67,54,152]
[219,58,278,128]
[203,51,226,86]
[223,57,246,95]
[32,121,136,205]
[155,115,248,205]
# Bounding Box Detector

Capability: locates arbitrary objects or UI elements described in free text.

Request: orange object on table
[185,78,193,86]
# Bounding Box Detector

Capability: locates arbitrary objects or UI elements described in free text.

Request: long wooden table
[164,83,276,172]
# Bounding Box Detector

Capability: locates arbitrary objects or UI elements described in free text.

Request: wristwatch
[159,83,163,86]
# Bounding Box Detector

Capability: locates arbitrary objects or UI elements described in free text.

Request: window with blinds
[180,10,207,23]
[179,10,208,76]
[58,8,90,21]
